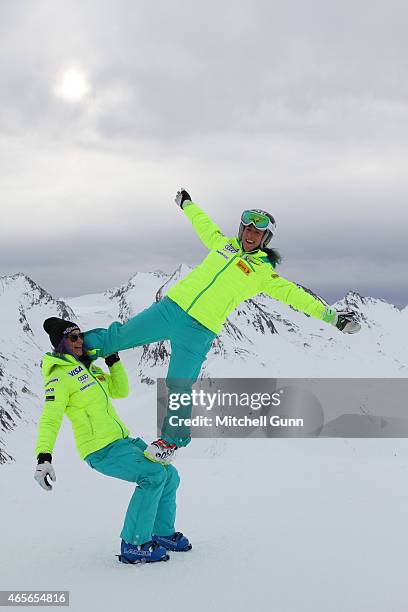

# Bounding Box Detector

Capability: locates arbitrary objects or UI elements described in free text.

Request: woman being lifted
[84,189,360,462]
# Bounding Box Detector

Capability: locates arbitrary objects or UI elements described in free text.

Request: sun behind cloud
[55,66,90,102]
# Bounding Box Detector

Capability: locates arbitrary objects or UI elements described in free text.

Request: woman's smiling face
[65,330,84,357]
[241,225,265,251]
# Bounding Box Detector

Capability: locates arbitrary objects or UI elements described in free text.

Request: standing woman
[34,317,191,564]
[84,190,360,462]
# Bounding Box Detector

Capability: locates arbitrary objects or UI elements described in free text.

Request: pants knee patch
[140,464,167,488]
[166,465,180,489]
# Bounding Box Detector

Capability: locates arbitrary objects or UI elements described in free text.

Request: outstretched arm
[175,188,228,251]
[262,272,361,333]
[263,271,334,321]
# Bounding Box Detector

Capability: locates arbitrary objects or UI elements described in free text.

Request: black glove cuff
[180,190,191,208]
[105,353,120,367]
[37,453,52,464]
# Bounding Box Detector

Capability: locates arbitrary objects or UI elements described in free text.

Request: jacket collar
[41,352,88,378]
[235,238,267,261]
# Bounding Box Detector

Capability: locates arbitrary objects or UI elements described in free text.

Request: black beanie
[43,317,80,348]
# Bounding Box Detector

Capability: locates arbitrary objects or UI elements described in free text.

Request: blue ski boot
[152,532,192,552]
[117,539,170,564]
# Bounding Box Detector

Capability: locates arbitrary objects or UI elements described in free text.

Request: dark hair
[54,337,92,368]
[263,247,282,268]
[55,337,72,356]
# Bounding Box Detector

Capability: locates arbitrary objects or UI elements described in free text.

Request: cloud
[1,0,407,305]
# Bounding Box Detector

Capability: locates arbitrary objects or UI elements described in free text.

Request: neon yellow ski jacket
[167,202,335,334]
[35,353,130,460]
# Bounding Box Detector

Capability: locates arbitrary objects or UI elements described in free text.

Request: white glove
[332,310,361,334]
[34,461,56,491]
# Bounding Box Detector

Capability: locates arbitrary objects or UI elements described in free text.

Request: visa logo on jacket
[68,366,84,377]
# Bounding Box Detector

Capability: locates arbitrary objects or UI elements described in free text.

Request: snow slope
[2,435,408,612]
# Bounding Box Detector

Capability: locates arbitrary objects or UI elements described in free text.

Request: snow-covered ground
[3,431,408,612]
[1,270,407,611]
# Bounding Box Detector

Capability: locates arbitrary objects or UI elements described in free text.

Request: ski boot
[117,539,170,564]
[152,532,192,552]
[144,439,177,465]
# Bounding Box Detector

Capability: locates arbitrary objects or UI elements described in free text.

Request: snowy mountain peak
[0,274,77,463]
[0,272,75,321]
[155,263,193,302]
[340,290,400,312]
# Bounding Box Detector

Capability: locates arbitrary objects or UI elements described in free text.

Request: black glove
[175,189,192,209]
[334,311,361,334]
[37,453,52,464]
[105,353,120,367]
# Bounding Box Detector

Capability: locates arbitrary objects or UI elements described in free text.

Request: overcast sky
[1,0,407,306]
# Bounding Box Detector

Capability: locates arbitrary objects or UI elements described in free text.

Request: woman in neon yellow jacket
[84,189,360,462]
[34,317,191,564]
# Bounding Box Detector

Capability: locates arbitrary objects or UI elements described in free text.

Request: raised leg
[161,315,216,446]
[83,299,173,358]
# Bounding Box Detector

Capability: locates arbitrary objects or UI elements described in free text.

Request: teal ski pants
[84,297,217,446]
[85,437,180,545]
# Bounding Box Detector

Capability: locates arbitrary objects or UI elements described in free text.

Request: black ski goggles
[65,331,84,342]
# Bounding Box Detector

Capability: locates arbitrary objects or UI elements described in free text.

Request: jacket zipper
[242,255,256,272]
[86,367,126,438]
[186,254,239,313]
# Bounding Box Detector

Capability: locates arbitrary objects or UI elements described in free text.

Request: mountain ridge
[0,270,407,463]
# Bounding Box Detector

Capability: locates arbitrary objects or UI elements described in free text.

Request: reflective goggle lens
[241,210,272,230]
